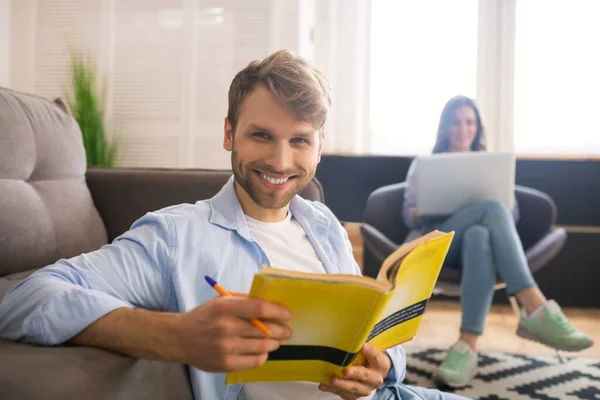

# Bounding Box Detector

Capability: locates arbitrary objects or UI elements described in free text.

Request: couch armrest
[0,339,193,400]
[86,167,324,242]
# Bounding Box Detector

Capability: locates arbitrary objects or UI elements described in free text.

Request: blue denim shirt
[0,177,406,400]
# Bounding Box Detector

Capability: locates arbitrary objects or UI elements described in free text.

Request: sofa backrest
[86,167,325,243]
[0,87,108,278]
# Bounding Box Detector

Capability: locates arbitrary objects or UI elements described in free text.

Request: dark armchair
[360,183,568,296]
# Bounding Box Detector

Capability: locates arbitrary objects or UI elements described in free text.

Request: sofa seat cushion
[0,339,193,400]
[0,278,18,303]
[0,269,40,302]
[0,88,107,276]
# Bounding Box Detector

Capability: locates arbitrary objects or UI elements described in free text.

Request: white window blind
[111,0,185,167]
[0,0,12,87]
[33,0,103,99]
[18,0,277,168]
[192,0,271,169]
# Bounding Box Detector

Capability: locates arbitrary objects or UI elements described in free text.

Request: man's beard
[231,150,314,210]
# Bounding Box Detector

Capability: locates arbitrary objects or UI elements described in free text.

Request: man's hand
[174,295,292,372]
[318,343,391,399]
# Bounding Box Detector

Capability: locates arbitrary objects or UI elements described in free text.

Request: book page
[376,230,446,284]
[257,267,391,292]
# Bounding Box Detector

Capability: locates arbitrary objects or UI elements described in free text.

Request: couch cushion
[0,279,18,303]
[0,269,39,302]
[0,87,107,276]
[87,167,326,242]
[0,339,193,400]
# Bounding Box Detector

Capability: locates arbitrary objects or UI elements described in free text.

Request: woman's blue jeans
[438,200,537,335]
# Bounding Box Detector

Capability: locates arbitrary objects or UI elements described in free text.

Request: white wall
[0,0,11,87]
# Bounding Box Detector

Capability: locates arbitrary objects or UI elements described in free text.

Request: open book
[225,230,454,385]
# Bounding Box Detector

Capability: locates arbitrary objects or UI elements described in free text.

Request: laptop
[415,152,516,217]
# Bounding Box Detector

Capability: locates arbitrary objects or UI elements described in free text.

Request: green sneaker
[517,300,594,351]
[432,341,478,388]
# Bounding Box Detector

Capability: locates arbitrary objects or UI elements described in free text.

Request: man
[0,50,468,400]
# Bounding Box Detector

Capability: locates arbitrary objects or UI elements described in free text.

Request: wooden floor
[407,300,600,357]
[345,223,600,358]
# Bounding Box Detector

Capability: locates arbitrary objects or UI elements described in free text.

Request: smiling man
[0,50,468,400]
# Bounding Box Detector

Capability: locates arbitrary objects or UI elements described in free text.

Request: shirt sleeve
[0,212,175,345]
[382,345,407,387]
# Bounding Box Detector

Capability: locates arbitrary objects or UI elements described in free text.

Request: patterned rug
[404,348,600,400]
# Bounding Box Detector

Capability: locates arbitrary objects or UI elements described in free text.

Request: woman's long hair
[432,95,486,153]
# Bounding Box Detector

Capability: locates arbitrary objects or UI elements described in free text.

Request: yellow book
[225,230,454,385]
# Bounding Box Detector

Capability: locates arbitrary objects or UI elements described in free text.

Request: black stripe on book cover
[367,298,429,341]
[268,346,359,367]
[266,299,429,366]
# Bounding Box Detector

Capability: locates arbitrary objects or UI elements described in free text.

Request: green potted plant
[66,51,118,167]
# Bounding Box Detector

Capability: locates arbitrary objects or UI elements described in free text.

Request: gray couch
[0,87,324,399]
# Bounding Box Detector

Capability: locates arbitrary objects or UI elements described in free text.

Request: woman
[403,95,593,388]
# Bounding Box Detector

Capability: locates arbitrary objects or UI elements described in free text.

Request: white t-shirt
[240,212,375,400]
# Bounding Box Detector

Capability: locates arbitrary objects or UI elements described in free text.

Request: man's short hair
[227,49,332,134]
